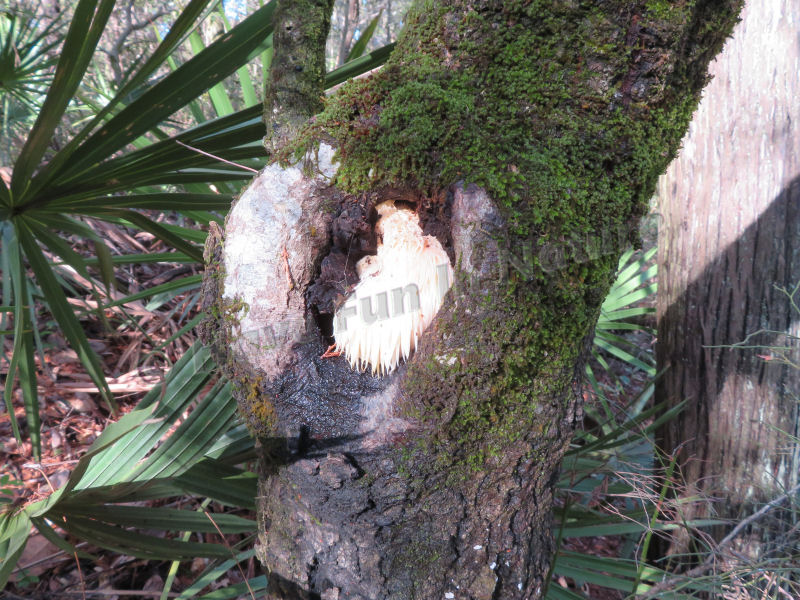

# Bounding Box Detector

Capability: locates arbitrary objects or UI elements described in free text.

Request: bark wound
[203,168,570,598]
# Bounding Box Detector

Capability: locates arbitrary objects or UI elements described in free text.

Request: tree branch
[263,0,335,153]
[336,0,359,67]
[101,0,168,85]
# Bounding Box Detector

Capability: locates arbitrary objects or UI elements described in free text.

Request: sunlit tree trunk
[202,1,743,597]
[656,0,800,562]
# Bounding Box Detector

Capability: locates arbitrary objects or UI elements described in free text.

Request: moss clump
[236,373,277,436]
[284,2,739,241]
[400,251,615,478]
[276,1,740,476]
[212,296,248,323]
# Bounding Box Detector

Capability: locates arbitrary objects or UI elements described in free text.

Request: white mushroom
[332,201,453,375]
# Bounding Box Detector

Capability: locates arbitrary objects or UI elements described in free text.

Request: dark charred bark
[656,0,800,563]
[202,1,743,598]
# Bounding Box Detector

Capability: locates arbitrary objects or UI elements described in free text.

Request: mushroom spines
[332,201,453,375]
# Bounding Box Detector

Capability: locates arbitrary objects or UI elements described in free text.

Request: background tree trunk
[336,0,359,66]
[656,0,800,563]
[202,1,743,598]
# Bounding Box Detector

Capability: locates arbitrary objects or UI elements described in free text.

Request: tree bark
[336,0,359,67]
[264,0,336,153]
[656,0,800,562]
[202,1,743,598]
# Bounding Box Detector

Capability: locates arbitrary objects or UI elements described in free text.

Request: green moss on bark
[399,253,614,478]
[286,1,738,236]
[280,0,740,477]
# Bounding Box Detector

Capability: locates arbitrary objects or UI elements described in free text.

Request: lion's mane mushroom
[332,201,454,375]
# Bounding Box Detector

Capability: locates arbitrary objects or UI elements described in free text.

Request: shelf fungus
[332,201,454,375]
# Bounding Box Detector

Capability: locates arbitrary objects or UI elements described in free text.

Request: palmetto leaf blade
[10,0,115,198]
[63,517,234,560]
[28,0,215,192]
[16,218,116,413]
[346,11,382,62]
[0,511,32,588]
[62,505,253,533]
[49,1,277,186]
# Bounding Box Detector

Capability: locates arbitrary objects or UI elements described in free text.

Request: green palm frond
[0,4,64,164]
[592,247,657,374]
[346,10,383,62]
[0,0,396,458]
[547,393,725,599]
[0,344,257,587]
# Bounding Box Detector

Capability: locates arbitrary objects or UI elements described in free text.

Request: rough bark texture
[656,0,800,560]
[264,0,335,153]
[202,1,743,598]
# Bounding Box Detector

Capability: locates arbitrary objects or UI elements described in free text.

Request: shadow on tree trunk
[657,172,800,558]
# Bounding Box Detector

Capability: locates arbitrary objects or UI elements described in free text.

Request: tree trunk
[384,0,392,45]
[263,0,335,153]
[336,0,359,67]
[201,1,743,598]
[656,0,800,563]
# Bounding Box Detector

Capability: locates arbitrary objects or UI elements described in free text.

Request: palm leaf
[218,4,259,107]
[44,1,277,188]
[10,0,115,197]
[346,10,383,62]
[16,218,116,413]
[0,344,257,578]
[0,0,396,511]
[590,247,657,380]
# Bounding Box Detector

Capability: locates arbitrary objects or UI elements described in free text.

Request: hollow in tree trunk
[201,1,743,598]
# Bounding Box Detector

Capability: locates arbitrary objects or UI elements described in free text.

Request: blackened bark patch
[307,193,375,316]
[306,250,356,315]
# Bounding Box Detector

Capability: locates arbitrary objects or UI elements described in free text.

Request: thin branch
[100,0,169,85]
[716,483,800,550]
[174,140,258,173]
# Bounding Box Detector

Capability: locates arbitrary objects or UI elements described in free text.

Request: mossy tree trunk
[201,1,742,598]
[656,0,800,564]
